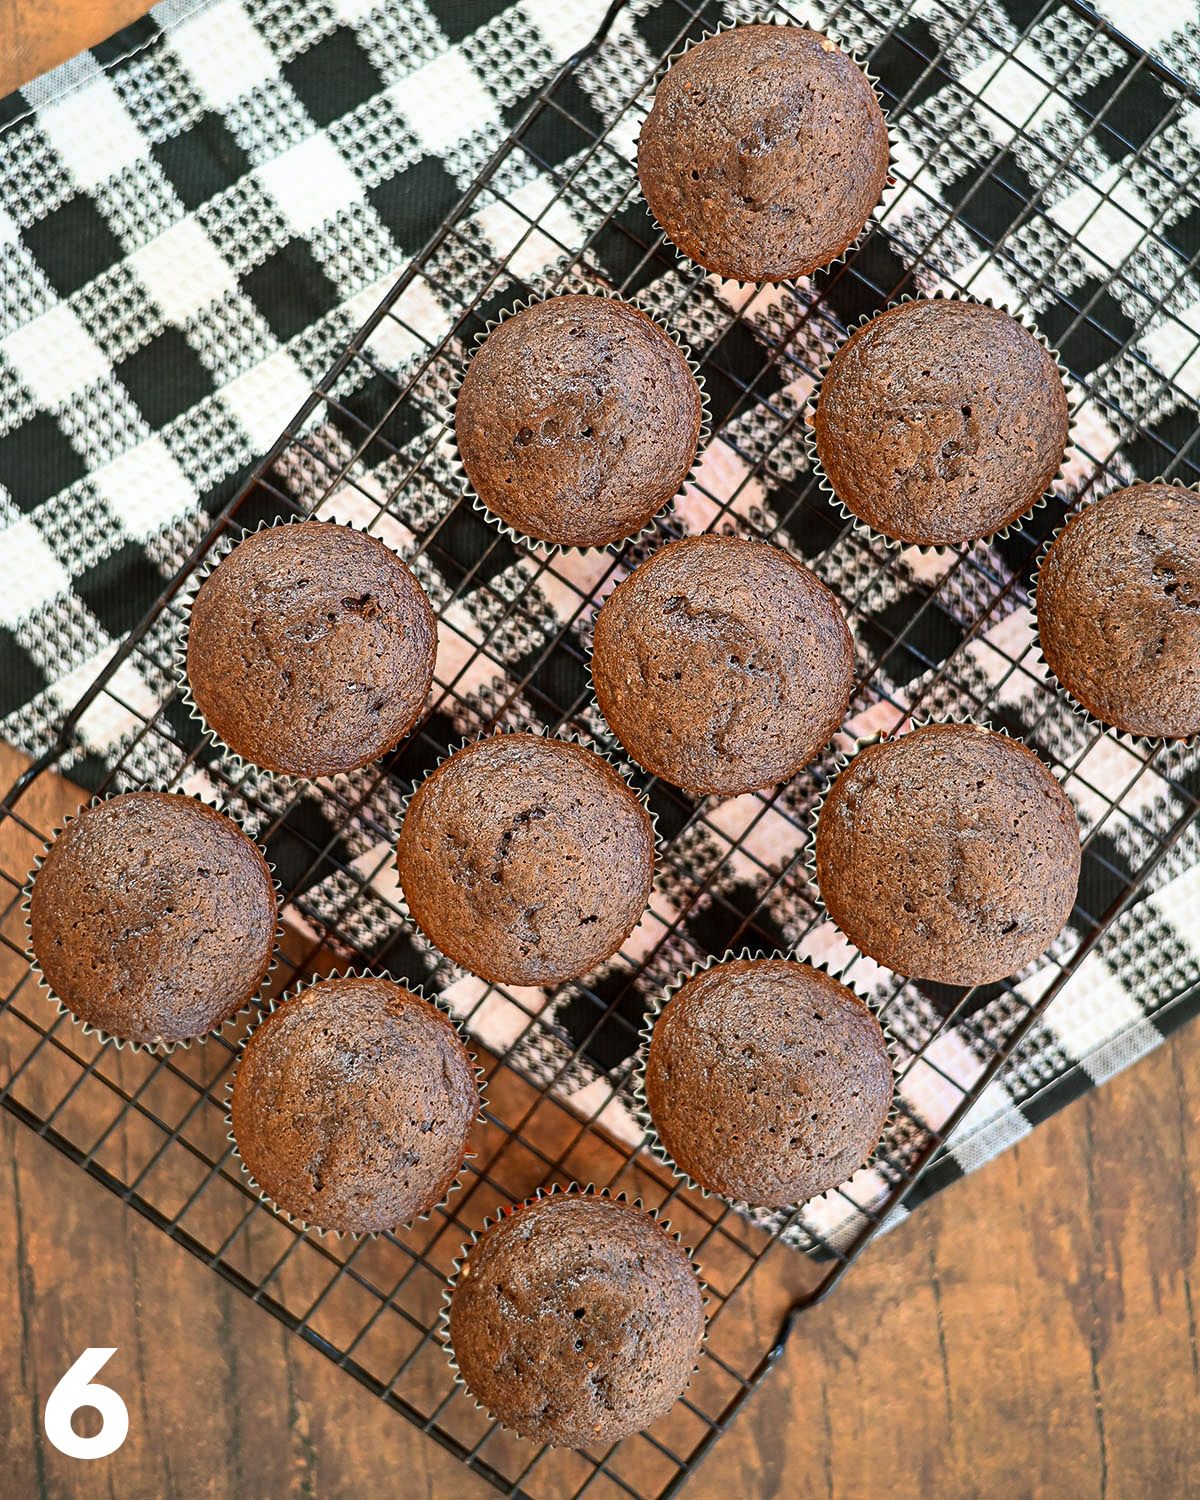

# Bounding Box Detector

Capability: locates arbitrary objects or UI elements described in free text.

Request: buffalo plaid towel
[1,0,1199,1252]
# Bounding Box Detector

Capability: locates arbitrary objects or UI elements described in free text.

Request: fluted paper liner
[223,966,487,1239]
[23,790,284,1055]
[393,726,662,983]
[176,514,436,785]
[805,715,1078,973]
[804,290,1075,554]
[634,15,897,288]
[581,532,856,800]
[631,947,901,1211]
[439,1182,709,1446]
[1028,476,1200,749]
[446,284,711,556]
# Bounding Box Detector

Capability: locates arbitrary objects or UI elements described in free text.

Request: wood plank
[0,0,153,97]
[2,739,1199,1496]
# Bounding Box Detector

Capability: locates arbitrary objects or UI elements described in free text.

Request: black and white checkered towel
[1,0,1198,1249]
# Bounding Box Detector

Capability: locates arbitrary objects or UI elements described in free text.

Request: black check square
[283,26,384,128]
[0,410,87,512]
[241,238,341,344]
[21,193,125,299]
[74,538,168,639]
[116,326,217,427]
[0,627,48,717]
[153,110,252,212]
[369,154,461,248]
[1080,64,1179,160]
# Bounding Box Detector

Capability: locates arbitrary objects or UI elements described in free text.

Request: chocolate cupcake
[186,520,437,778]
[591,535,854,798]
[638,24,889,282]
[447,1191,705,1445]
[230,974,478,1234]
[814,723,1080,986]
[811,299,1069,546]
[1035,482,1200,739]
[455,294,704,549]
[395,734,655,986]
[28,792,276,1047]
[642,958,892,1207]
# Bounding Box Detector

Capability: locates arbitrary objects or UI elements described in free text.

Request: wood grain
[3,1,1198,1494]
[2,742,1199,1498]
[0,0,153,98]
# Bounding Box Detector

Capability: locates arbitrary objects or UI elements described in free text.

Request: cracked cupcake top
[455,294,703,548]
[29,791,277,1046]
[812,300,1069,546]
[186,520,437,778]
[645,958,893,1207]
[814,723,1080,986]
[638,24,890,282]
[230,975,478,1234]
[395,734,655,986]
[591,534,855,798]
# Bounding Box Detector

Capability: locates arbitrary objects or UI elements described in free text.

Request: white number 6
[44,1348,129,1459]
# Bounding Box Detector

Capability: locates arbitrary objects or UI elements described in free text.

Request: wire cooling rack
[4,0,1200,1494]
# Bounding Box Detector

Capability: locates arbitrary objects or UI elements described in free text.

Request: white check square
[92,436,197,542]
[128,217,238,325]
[0,517,72,627]
[256,133,365,236]
[391,49,499,157]
[39,76,146,191]
[3,302,110,408]
[171,0,280,110]
[223,348,311,449]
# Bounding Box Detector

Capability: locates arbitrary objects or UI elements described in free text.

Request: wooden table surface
[2,733,1197,1499]
[3,3,1200,1496]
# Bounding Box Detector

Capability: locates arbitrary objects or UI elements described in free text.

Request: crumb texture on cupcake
[812,300,1069,545]
[638,24,889,282]
[230,975,478,1234]
[815,723,1080,985]
[186,520,437,777]
[29,792,277,1045]
[1036,482,1200,739]
[455,294,703,548]
[396,734,655,986]
[645,958,892,1206]
[591,534,855,798]
[448,1193,705,1446]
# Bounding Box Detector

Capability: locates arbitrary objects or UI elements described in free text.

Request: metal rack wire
[3,0,1200,1494]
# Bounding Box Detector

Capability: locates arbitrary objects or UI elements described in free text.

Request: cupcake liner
[176,514,436,786]
[446,283,711,557]
[223,966,489,1239]
[804,714,1073,964]
[392,726,662,989]
[23,790,285,1056]
[633,14,897,290]
[1028,476,1200,751]
[631,947,902,1212]
[438,1181,710,1443]
[581,533,856,801]
[803,290,1076,555]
